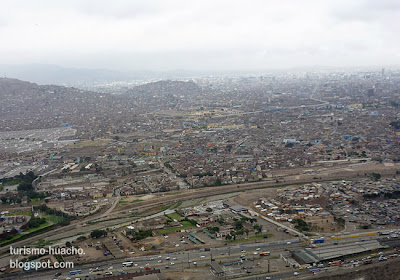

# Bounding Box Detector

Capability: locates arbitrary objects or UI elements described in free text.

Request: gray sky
[1,0,400,71]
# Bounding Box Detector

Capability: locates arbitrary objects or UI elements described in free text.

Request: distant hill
[0,64,136,86]
[124,80,203,97]
[0,77,113,132]
[0,77,204,134]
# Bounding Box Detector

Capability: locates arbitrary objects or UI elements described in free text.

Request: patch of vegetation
[161,204,172,211]
[127,229,153,241]
[292,218,310,232]
[25,221,51,233]
[27,217,46,228]
[4,210,31,216]
[131,199,143,203]
[227,233,273,243]
[371,172,381,181]
[157,221,195,234]
[166,212,182,220]
[90,229,107,238]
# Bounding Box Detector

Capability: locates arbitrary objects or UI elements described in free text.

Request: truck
[313,237,325,244]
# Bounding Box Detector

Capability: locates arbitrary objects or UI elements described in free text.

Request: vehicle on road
[69,270,82,276]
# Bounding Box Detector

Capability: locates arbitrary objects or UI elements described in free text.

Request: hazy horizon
[1,0,400,72]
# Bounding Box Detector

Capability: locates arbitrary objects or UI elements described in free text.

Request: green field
[161,204,172,211]
[1,179,20,186]
[228,233,274,243]
[43,215,65,224]
[131,199,143,203]
[4,211,31,216]
[166,212,182,220]
[157,221,195,234]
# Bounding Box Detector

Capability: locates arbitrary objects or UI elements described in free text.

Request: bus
[122,261,134,267]
[69,269,82,275]
[260,252,270,257]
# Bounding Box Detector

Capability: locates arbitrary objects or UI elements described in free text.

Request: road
[2,239,302,280]
[4,234,399,280]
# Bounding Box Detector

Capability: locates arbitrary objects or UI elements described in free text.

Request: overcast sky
[1,0,400,71]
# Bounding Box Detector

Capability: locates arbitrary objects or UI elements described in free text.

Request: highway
[3,233,400,280]
[1,240,302,280]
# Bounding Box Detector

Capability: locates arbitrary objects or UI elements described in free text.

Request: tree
[215,178,222,186]
[371,173,381,181]
[253,224,263,233]
[90,229,107,239]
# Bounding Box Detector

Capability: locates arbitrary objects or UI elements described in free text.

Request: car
[294,271,299,276]
[158,260,163,263]
[55,273,62,277]
[164,266,170,269]
[253,252,258,255]
[172,257,177,260]
[220,253,225,255]
[188,260,192,263]
[158,255,162,258]
[266,277,271,280]
[193,262,197,265]
[175,244,180,247]
[139,267,144,269]
[241,250,246,253]
[150,258,154,260]
[66,278,71,280]
[256,248,261,251]
[108,266,113,270]
[200,255,205,258]
[170,262,175,265]
[105,272,112,276]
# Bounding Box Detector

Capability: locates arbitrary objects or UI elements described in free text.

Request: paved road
[3,240,302,280]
